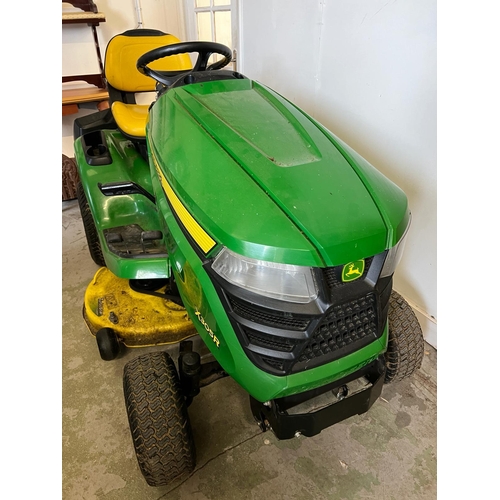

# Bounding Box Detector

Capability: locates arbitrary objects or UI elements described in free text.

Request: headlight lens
[380,219,411,278]
[211,248,318,303]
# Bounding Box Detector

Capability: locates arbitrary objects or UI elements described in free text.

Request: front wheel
[96,328,120,361]
[384,291,425,383]
[123,352,196,486]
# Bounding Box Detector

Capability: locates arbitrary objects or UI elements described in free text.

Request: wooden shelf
[62,11,105,26]
[62,87,108,105]
[62,1,107,114]
[62,86,109,116]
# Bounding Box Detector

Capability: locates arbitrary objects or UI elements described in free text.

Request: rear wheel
[77,182,105,267]
[123,352,196,486]
[384,290,424,383]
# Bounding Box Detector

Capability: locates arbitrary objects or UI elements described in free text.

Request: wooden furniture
[62,1,109,115]
[62,87,109,116]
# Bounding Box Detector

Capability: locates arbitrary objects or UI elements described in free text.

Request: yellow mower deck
[83,268,197,347]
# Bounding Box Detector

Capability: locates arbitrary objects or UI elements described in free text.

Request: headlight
[211,248,318,303]
[380,218,411,278]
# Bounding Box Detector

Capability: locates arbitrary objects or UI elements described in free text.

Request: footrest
[104,224,168,258]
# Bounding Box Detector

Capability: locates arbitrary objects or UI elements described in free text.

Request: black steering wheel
[137,41,232,87]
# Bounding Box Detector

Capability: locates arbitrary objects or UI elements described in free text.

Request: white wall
[62,0,186,155]
[239,0,437,347]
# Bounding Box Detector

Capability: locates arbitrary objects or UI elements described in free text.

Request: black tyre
[96,328,120,361]
[77,182,105,267]
[384,290,425,383]
[123,352,196,486]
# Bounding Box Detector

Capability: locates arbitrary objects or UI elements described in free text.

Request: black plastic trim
[98,181,155,204]
[81,130,112,166]
[165,69,248,91]
[250,355,385,440]
[73,109,116,140]
[121,29,168,38]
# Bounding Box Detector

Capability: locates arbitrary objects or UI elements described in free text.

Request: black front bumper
[250,355,385,440]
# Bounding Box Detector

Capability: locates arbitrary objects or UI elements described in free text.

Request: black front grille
[228,296,310,331]
[226,290,382,375]
[262,357,285,371]
[245,329,297,352]
[212,252,390,376]
[297,294,377,364]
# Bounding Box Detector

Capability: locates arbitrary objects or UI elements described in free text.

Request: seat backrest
[103,29,192,143]
[104,29,192,94]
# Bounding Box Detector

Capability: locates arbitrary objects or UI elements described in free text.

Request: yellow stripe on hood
[151,152,216,254]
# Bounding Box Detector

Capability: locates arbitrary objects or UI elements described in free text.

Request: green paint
[156,174,389,401]
[76,76,410,275]
[150,78,409,266]
[74,130,170,279]
[75,72,409,408]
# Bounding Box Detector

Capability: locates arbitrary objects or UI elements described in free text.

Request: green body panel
[143,77,401,399]
[151,168,388,401]
[299,115,411,246]
[148,90,323,267]
[74,130,170,279]
[76,74,407,401]
[149,79,409,266]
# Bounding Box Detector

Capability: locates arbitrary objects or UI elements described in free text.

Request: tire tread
[77,182,106,267]
[123,352,196,486]
[384,290,424,383]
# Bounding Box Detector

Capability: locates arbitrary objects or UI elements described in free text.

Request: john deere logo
[342,260,365,282]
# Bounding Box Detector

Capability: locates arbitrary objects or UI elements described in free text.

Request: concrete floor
[62,198,437,500]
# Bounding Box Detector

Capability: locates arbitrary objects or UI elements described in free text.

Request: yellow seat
[104,29,192,139]
[110,102,150,139]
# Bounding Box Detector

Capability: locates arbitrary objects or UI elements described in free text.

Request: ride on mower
[74,29,424,486]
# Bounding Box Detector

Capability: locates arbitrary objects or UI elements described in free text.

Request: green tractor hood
[148,78,409,267]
